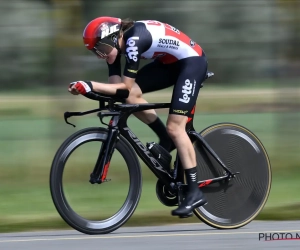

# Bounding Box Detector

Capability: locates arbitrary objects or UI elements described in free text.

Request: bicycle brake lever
[64,112,76,127]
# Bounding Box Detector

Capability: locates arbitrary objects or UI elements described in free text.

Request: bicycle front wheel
[192,123,272,229]
[50,127,142,234]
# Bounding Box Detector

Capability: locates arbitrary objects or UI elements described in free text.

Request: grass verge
[257,203,300,221]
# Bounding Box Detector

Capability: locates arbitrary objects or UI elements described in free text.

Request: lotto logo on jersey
[126,37,139,62]
[179,79,196,103]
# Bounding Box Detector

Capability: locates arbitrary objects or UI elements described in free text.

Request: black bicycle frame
[89,102,176,187]
[64,98,238,191]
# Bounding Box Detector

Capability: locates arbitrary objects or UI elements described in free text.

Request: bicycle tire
[50,127,142,234]
[191,123,272,229]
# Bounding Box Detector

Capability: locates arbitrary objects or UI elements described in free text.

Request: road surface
[0,221,299,250]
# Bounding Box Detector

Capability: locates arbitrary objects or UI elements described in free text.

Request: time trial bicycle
[50,71,272,235]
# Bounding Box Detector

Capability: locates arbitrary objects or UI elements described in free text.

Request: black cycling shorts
[135,56,208,117]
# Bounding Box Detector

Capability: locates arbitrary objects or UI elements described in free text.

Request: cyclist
[68,16,208,217]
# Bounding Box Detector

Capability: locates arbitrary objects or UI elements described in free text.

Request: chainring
[155,180,178,207]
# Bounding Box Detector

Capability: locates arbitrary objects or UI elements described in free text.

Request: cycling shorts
[135,55,208,117]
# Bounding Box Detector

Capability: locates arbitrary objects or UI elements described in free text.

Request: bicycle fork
[89,125,119,184]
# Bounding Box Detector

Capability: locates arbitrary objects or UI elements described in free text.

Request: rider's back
[124,20,204,64]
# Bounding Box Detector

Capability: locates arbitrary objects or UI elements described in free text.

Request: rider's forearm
[91,81,128,95]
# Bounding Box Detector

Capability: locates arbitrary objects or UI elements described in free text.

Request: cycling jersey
[107,20,207,118]
[107,20,204,79]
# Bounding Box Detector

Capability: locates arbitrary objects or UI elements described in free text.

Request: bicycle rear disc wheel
[192,123,271,229]
[50,127,142,234]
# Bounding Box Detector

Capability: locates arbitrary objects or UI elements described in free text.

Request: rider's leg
[126,83,174,151]
[166,55,208,216]
[166,114,196,169]
[167,114,207,216]
[127,60,180,152]
[126,83,158,124]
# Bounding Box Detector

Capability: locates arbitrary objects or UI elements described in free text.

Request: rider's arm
[91,76,135,95]
[90,24,150,96]
[91,55,138,94]
[69,53,135,97]
[106,53,122,84]
[92,56,136,93]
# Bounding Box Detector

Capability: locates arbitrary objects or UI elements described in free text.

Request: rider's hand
[68,81,93,95]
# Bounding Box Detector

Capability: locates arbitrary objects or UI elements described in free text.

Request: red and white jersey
[108,20,204,78]
[138,20,203,64]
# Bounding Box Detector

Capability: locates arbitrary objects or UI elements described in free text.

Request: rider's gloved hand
[68,81,93,95]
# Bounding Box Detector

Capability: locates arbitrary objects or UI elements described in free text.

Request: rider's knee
[166,120,185,139]
[126,87,142,104]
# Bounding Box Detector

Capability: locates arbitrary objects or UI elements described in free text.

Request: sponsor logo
[158,39,179,46]
[127,69,138,74]
[100,24,119,39]
[179,79,196,103]
[157,38,179,50]
[190,40,196,47]
[111,34,117,44]
[126,37,139,62]
[173,110,188,115]
[164,23,180,34]
[123,128,168,174]
[170,26,180,34]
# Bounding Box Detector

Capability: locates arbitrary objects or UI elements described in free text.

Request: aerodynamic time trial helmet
[83,16,121,56]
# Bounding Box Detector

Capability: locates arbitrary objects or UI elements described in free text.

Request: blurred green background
[0,0,299,232]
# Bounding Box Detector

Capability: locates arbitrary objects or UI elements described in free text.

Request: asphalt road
[0,221,299,250]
